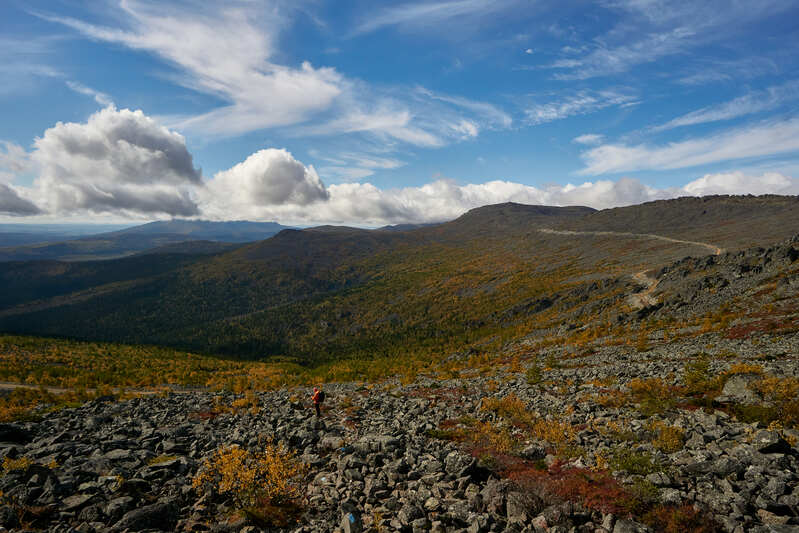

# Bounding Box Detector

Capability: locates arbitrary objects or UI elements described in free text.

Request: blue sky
[1,0,798,225]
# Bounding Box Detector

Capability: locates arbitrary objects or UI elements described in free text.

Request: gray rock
[113,501,178,531]
[61,493,94,511]
[715,374,762,405]
[0,423,31,444]
[520,444,546,460]
[752,430,794,454]
[105,496,135,521]
[0,505,18,529]
[398,504,424,525]
[506,492,528,524]
[613,518,648,532]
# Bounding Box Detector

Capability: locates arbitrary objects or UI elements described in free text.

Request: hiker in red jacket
[311,386,325,417]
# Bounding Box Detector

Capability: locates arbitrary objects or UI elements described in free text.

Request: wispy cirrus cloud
[677,56,780,86]
[525,89,637,125]
[580,118,799,175]
[416,87,512,129]
[550,27,696,81]
[40,1,509,149]
[573,134,605,145]
[651,81,799,132]
[550,1,793,80]
[66,81,113,107]
[352,0,520,36]
[0,36,61,95]
[315,151,406,182]
[293,84,509,147]
[40,1,344,136]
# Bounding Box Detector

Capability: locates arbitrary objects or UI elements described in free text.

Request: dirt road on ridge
[537,228,724,308]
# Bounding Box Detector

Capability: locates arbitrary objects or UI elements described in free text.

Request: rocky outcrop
[2,332,798,533]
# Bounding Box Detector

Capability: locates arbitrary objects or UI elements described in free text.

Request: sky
[1,0,798,226]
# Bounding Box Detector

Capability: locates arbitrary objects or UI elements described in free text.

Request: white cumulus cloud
[202,149,328,218]
[32,106,202,217]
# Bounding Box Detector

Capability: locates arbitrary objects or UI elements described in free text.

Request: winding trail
[537,228,724,309]
[537,228,723,256]
[0,381,202,395]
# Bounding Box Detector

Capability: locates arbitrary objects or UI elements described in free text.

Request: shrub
[628,378,677,415]
[725,363,763,376]
[683,355,711,393]
[475,421,515,454]
[751,376,799,428]
[192,443,305,526]
[642,504,721,533]
[2,456,32,473]
[625,479,660,515]
[649,421,685,453]
[526,361,543,385]
[531,418,577,452]
[544,464,631,515]
[481,393,534,428]
[598,419,638,442]
[147,455,178,466]
[593,389,627,409]
[610,449,660,475]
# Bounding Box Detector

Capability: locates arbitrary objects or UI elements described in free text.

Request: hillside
[1,197,799,532]
[0,220,289,262]
[0,196,797,364]
[563,195,799,250]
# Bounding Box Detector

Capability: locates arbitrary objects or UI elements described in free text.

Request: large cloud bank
[202,172,799,225]
[3,107,799,224]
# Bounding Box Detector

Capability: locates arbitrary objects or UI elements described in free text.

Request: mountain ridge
[1,195,797,362]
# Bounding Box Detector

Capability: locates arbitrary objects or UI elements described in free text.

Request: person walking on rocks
[311,386,325,417]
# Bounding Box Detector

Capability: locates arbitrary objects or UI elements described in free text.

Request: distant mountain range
[0,220,290,262]
[1,195,798,364]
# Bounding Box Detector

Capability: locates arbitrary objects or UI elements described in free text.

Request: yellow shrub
[531,418,577,447]
[480,393,533,427]
[475,421,515,453]
[753,376,799,402]
[193,443,305,512]
[753,376,799,427]
[594,389,627,408]
[648,421,684,453]
[726,363,763,375]
[148,454,178,466]
[628,378,676,415]
[2,456,32,473]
